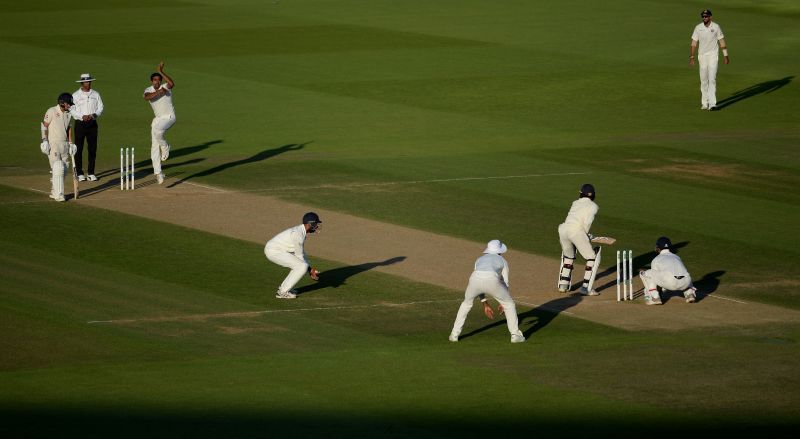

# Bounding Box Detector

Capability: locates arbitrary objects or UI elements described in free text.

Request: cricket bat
[70,153,79,199]
[591,236,616,245]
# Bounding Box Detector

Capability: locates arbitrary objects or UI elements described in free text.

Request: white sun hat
[483,239,507,254]
[76,73,96,83]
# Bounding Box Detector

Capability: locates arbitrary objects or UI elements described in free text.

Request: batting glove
[40,141,50,155]
[69,143,77,155]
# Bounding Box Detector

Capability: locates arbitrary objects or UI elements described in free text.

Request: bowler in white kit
[143,62,176,184]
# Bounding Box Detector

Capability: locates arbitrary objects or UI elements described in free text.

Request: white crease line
[180,180,229,193]
[239,172,591,193]
[87,299,459,324]
[706,294,749,304]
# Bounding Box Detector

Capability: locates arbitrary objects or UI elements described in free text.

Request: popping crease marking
[242,172,591,193]
[86,299,459,324]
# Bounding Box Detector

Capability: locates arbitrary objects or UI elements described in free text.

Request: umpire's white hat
[76,73,96,83]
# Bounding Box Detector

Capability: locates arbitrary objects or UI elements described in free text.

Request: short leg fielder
[265,248,309,294]
[150,114,175,175]
[450,273,522,340]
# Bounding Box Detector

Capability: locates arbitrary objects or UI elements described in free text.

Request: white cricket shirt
[71,88,104,119]
[473,253,510,286]
[651,250,690,277]
[144,84,175,117]
[560,197,598,234]
[691,22,724,57]
[43,105,71,143]
[265,225,309,263]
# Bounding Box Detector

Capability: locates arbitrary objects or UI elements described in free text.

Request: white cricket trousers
[640,269,693,293]
[265,248,309,293]
[450,272,523,338]
[558,224,596,260]
[151,114,176,175]
[47,142,69,198]
[698,54,719,108]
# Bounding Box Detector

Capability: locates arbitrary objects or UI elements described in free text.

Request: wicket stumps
[616,249,634,301]
[120,147,135,190]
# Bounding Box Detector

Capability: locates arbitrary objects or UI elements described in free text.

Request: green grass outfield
[1,0,799,436]
[1,184,798,437]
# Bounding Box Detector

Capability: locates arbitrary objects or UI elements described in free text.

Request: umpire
[71,73,104,181]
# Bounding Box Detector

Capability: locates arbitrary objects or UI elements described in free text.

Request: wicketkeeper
[639,237,698,305]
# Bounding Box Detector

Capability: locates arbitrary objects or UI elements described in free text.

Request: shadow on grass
[716,76,793,110]
[460,294,584,341]
[295,256,406,296]
[168,141,310,188]
[77,140,222,198]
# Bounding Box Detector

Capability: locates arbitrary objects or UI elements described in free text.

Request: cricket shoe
[700,105,708,110]
[156,172,165,185]
[685,290,697,303]
[275,289,297,299]
[579,287,599,296]
[77,174,86,182]
[558,286,569,293]
[53,195,66,202]
[87,174,98,181]
[645,298,663,305]
[511,334,526,343]
[448,334,458,342]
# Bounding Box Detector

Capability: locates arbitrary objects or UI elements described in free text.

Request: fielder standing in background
[690,9,730,111]
[265,212,322,299]
[449,239,525,343]
[40,93,77,202]
[557,184,601,295]
[71,73,104,182]
[143,62,175,185]
[639,237,698,305]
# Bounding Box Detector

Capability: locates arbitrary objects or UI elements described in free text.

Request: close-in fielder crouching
[639,237,698,305]
[557,184,601,295]
[449,240,525,344]
[264,212,322,299]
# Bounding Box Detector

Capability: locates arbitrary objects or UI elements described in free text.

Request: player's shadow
[716,76,793,110]
[93,139,221,181]
[459,294,584,341]
[294,256,406,296]
[594,241,689,293]
[678,270,724,303]
[168,141,310,188]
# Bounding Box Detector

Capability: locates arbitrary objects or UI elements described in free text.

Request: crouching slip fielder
[639,237,697,305]
[143,62,176,185]
[557,184,600,295]
[41,93,77,202]
[449,240,525,343]
[264,212,322,299]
